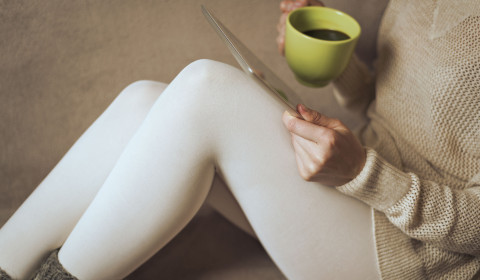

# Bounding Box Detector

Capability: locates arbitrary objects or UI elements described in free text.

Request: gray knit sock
[0,267,12,280]
[32,250,78,280]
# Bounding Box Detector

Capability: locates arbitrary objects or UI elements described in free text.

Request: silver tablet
[202,5,303,114]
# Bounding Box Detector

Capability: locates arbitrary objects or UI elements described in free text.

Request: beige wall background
[1,0,388,278]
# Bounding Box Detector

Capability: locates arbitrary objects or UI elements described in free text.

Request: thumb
[297,104,340,129]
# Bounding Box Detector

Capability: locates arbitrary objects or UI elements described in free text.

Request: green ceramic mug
[285,7,361,87]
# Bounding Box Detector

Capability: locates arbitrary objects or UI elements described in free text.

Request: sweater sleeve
[337,148,480,256]
[331,54,376,115]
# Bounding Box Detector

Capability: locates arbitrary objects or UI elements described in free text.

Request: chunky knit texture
[32,250,77,280]
[333,0,480,279]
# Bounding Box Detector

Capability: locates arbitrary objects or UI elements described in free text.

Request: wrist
[336,148,413,211]
[352,147,367,179]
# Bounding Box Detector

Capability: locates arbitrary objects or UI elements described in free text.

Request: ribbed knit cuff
[336,148,413,212]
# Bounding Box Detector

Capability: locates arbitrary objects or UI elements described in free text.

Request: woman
[1,0,479,279]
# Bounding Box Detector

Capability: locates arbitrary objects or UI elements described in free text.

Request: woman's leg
[206,176,256,237]
[58,59,380,280]
[0,81,167,279]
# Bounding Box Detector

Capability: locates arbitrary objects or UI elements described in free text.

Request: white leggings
[0,60,379,280]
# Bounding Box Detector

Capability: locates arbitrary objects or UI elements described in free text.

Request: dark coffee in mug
[302,29,350,41]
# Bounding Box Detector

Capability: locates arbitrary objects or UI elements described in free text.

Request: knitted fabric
[333,0,480,279]
[32,250,78,280]
[0,268,12,280]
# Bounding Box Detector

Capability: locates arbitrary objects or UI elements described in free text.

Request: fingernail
[299,104,308,112]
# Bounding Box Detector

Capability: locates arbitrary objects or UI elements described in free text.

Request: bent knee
[174,59,249,103]
[179,59,246,87]
[182,59,239,76]
[118,80,167,103]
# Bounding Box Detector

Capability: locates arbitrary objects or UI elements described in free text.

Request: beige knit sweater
[333,0,480,279]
